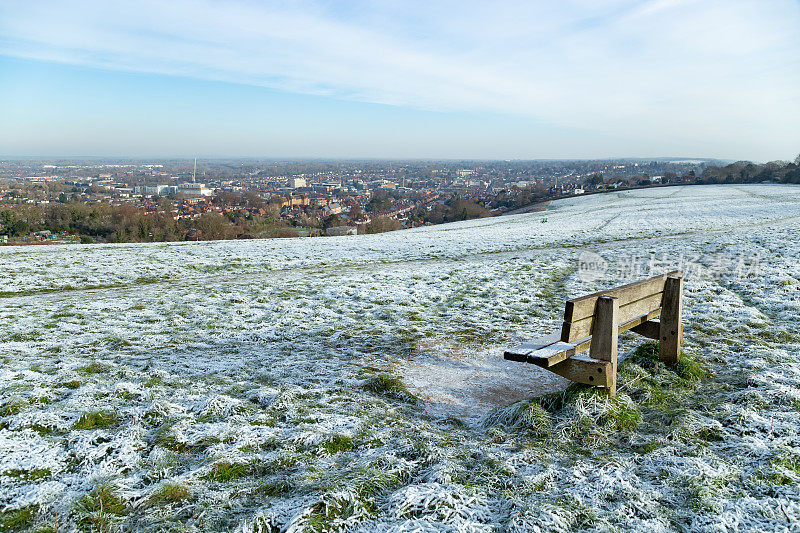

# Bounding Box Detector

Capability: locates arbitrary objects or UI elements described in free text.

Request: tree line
[0,202,296,243]
[697,156,800,185]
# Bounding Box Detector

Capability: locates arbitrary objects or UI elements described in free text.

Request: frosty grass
[1,184,800,531]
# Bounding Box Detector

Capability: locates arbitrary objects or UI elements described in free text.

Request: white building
[179,183,214,197]
[134,184,177,195]
[290,177,307,188]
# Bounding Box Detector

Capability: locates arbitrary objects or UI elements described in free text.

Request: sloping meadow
[1,185,799,531]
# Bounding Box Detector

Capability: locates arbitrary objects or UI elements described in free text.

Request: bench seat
[504,335,578,368]
[502,271,684,395]
[504,336,614,387]
[506,313,663,368]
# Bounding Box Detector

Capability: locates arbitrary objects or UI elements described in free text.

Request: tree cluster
[413,197,492,225]
[364,216,401,233]
[485,184,550,211]
[0,202,294,243]
[698,157,800,185]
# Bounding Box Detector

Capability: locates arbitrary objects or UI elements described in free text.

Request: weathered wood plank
[630,319,660,339]
[504,338,579,368]
[518,310,661,365]
[503,332,562,361]
[564,292,664,342]
[562,309,660,344]
[572,336,592,354]
[519,332,563,351]
[659,276,683,365]
[563,270,681,323]
[552,309,660,354]
[618,309,661,333]
[618,292,665,323]
[548,354,612,387]
[589,296,619,395]
[503,351,528,363]
[525,341,577,368]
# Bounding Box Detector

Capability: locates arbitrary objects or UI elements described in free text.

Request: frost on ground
[1,184,800,532]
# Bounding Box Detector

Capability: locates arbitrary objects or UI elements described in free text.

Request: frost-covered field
[2,185,800,532]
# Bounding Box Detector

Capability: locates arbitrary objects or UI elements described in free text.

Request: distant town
[1,156,796,245]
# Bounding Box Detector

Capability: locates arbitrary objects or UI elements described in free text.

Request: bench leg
[589,295,619,396]
[659,276,683,365]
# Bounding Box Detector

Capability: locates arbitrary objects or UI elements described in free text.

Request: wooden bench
[504,271,684,396]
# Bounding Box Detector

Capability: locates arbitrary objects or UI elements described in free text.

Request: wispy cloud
[1,0,798,158]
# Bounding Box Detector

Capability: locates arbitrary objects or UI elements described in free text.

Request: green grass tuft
[0,397,26,417]
[675,354,713,382]
[363,374,418,403]
[770,451,800,485]
[483,399,551,436]
[537,383,593,412]
[618,342,714,416]
[0,505,37,531]
[203,461,253,482]
[143,375,164,388]
[628,341,660,364]
[627,341,712,381]
[253,479,294,497]
[73,410,118,430]
[635,441,661,454]
[2,468,51,481]
[105,337,133,349]
[153,421,222,452]
[321,434,354,454]
[601,393,643,431]
[537,384,642,443]
[5,332,37,342]
[75,362,111,375]
[303,493,376,531]
[74,483,128,531]
[557,494,599,529]
[148,483,192,505]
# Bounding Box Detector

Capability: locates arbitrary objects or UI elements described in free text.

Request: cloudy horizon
[1,0,798,161]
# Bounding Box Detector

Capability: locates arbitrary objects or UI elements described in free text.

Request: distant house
[281,194,310,208]
[34,230,57,241]
[325,226,358,236]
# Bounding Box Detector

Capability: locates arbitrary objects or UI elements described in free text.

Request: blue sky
[1,0,798,160]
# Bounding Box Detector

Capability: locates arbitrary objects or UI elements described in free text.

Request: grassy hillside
[1,185,799,531]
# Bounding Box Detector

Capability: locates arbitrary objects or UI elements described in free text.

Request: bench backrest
[560,270,682,342]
